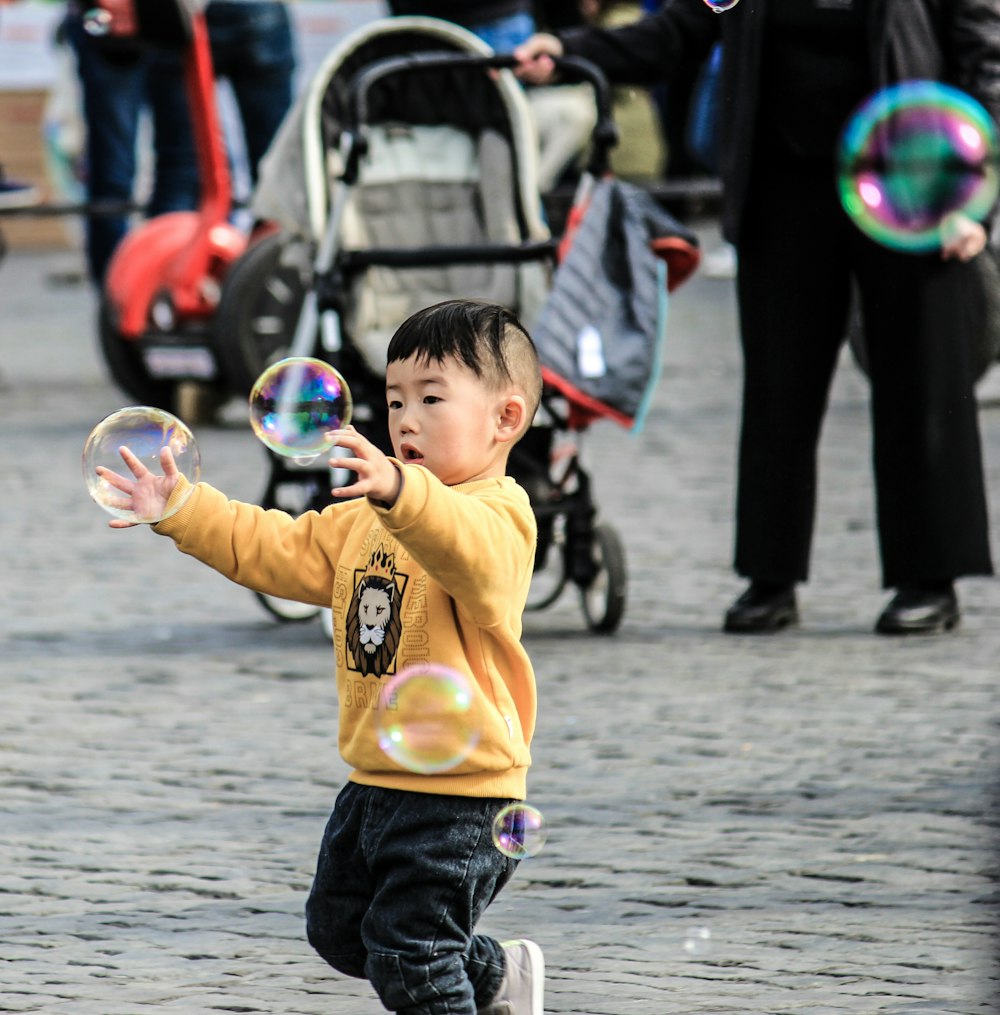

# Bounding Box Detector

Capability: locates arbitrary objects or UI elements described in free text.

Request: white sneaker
[478,939,544,1015]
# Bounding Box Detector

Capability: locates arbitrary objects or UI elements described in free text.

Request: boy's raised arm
[372,466,536,627]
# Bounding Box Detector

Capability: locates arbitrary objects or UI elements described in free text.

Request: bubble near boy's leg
[306,785,518,1014]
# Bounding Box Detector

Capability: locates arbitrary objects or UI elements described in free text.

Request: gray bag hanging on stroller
[530,177,700,432]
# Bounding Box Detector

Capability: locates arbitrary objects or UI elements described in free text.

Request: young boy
[97,300,546,1014]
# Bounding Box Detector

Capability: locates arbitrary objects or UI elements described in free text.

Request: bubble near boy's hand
[82,406,200,525]
[249,357,353,461]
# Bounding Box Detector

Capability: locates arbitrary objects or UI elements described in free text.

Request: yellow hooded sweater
[154,463,537,799]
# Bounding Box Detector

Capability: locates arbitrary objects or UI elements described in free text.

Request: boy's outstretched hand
[96,445,180,528]
[328,426,402,508]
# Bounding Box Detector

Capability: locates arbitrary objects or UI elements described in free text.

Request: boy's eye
[423,395,441,405]
[388,399,402,410]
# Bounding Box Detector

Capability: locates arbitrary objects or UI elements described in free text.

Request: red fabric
[541,366,634,430]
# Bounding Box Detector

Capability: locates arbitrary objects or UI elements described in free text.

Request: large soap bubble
[249,357,353,462]
[83,406,200,523]
[838,81,1000,252]
[376,663,481,775]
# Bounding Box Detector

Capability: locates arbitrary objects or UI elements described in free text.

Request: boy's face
[385,353,511,486]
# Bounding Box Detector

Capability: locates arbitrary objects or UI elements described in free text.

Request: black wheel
[251,458,330,624]
[98,297,178,412]
[579,522,626,634]
[214,231,311,397]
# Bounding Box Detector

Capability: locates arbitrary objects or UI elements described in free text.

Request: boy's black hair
[387,300,542,416]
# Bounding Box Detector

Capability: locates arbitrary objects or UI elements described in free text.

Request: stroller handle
[345,51,617,182]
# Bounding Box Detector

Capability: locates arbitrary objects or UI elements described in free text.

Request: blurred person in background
[386,0,597,189]
[579,0,665,182]
[63,0,294,285]
[516,0,999,636]
[64,0,194,283]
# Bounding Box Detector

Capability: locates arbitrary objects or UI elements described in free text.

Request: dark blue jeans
[306,784,518,1014]
[203,1,295,184]
[65,15,198,284]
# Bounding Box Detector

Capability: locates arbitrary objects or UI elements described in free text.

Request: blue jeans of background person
[65,15,198,285]
[306,784,518,1014]
[469,11,535,52]
[203,1,295,184]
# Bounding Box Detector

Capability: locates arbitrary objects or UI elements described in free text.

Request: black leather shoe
[723,581,798,633]
[875,583,960,635]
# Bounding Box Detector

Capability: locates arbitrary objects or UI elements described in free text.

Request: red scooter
[93,0,250,420]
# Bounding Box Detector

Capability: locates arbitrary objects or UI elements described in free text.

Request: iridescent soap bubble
[83,7,112,35]
[249,357,353,461]
[82,406,200,524]
[703,0,739,11]
[376,663,481,775]
[492,803,547,859]
[838,81,1000,252]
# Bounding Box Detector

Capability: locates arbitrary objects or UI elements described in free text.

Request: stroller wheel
[526,513,568,612]
[254,591,322,624]
[176,380,228,425]
[98,296,179,412]
[580,522,626,634]
[214,230,311,396]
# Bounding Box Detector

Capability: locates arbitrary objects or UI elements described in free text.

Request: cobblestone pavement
[2,231,1000,1014]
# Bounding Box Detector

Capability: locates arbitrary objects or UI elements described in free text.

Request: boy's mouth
[401,444,424,464]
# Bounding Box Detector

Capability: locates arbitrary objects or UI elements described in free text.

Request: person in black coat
[516,0,1000,635]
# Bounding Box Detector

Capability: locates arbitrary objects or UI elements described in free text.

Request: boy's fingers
[329,456,365,473]
[160,446,179,477]
[118,445,149,479]
[325,426,359,447]
[108,518,138,529]
[331,482,362,499]
[95,465,133,494]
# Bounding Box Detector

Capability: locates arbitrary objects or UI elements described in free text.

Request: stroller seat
[342,122,541,372]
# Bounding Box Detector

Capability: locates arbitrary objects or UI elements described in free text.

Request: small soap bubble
[703,0,739,10]
[682,926,712,957]
[83,7,112,35]
[249,357,353,460]
[838,81,1000,252]
[82,406,200,524]
[492,803,547,859]
[376,663,481,775]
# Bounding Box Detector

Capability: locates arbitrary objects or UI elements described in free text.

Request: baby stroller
[220,16,699,634]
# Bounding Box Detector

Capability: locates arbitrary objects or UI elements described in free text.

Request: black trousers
[734,157,993,588]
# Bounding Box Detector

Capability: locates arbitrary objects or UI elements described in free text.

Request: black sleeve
[534,0,584,31]
[557,0,720,86]
[949,0,1000,129]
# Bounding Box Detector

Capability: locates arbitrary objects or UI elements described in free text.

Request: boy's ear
[495,393,529,444]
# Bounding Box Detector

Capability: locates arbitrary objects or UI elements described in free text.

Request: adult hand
[940,213,988,262]
[327,426,402,508]
[96,445,180,528]
[513,33,564,85]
